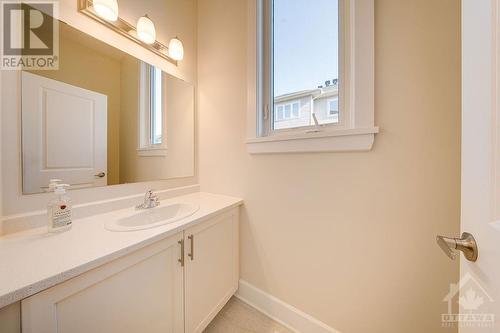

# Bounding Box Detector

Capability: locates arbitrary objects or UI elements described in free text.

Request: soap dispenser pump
[48,183,72,233]
[48,178,62,192]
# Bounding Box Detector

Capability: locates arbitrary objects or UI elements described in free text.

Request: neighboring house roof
[316,84,338,99]
[275,84,339,103]
[274,89,321,103]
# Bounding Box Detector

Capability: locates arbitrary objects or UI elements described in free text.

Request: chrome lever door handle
[94,172,106,178]
[436,232,478,262]
[437,235,458,260]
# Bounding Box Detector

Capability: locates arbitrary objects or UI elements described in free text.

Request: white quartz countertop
[0,192,242,308]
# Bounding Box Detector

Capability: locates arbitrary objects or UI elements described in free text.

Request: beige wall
[119,57,139,183]
[0,59,2,228]
[197,0,461,332]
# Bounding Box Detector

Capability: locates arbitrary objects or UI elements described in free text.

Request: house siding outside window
[273,82,339,130]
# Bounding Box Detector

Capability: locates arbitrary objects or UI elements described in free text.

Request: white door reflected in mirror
[22,71,108,194]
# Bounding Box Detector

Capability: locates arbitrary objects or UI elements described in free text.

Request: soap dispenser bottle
[48,184,72,233]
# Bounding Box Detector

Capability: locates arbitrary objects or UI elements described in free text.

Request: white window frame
[138,62,167,156]
[246,0,378,153]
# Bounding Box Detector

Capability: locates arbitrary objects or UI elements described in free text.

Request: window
[271,0,339,131]
[327,98,339,122]
[275,102,300,122]
[150,65,163,145]
[138,62,167,156]
[246,0,377,153]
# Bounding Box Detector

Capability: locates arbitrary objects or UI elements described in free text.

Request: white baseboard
[235,280,341,333]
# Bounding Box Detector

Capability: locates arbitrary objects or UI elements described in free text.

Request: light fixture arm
[78,0,182,64]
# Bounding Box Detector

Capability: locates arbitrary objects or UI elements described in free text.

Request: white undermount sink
[105,203,199,232]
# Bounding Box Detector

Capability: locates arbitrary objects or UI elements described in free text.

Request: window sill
[246,127,379,154]
[137,147,168,157]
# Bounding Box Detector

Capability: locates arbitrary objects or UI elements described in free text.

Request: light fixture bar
[78,0,177,65]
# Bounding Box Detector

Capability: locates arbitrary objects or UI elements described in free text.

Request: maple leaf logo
[458,288,484,310]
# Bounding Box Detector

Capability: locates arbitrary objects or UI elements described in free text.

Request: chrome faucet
[136,190,160,209]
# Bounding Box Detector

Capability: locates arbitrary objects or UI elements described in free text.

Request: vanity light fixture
[137,14,156,45]
[92,0,118,21]
[168,37,184,61]
[78,0,182,65]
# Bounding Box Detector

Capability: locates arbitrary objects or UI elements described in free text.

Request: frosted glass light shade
[168,37,184,61]
[93,0,118,21]
[137,15,156,44]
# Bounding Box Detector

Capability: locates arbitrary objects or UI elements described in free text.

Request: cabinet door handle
[188,235,194,260]
[178,239,185,267]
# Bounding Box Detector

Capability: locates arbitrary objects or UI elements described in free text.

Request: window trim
[246,0,378,154]
[138,62,167,157]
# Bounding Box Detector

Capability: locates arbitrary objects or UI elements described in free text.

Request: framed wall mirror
[20,22,195,194]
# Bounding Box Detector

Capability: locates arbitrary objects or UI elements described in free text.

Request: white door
[21,234,184,333]
[184,209,239,333]
[457,0,500,331]
[21,71,107,193]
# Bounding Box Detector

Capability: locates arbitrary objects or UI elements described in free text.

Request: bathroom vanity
[0,192,242,333]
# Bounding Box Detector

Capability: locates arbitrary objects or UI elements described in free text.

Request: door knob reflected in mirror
[436,232,478,262]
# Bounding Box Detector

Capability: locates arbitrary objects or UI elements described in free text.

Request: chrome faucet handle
[136,190,160,209]
[144,189,154,199]
[145,189,157,200]
[148,189,159,199]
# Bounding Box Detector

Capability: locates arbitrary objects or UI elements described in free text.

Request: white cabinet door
[21,234,184,333]
[184,209,239,333]
[21,71,108,193]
